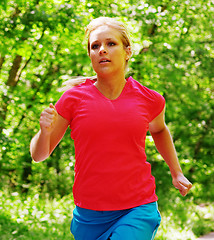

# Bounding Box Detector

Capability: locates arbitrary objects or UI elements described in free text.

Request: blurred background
[0,0,213,239]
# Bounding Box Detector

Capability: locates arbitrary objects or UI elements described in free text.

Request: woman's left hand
[172,173,192,196]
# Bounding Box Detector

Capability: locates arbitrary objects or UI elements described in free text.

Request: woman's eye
[91,44,99,49]
[108,42,116,46]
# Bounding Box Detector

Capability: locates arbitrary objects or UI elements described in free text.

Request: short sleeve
[55,89,78,123]
[127,77,165,123]
[55,79,94,123]
[148,89,165,122]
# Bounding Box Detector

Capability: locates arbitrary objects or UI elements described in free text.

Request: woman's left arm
[149,107,192,196]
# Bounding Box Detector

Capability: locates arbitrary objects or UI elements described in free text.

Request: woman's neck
[94,75,127,100]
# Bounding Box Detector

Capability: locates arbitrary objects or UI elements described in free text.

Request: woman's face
[88,25,131,77]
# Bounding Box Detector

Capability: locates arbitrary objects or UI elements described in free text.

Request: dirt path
[198,233,214,239]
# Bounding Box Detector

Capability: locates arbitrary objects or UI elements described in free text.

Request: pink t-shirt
[55,76,165,211]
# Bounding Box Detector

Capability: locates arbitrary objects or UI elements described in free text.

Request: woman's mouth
[99,59,111,64]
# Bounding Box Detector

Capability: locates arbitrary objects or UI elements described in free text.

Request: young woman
[30,17,192,240]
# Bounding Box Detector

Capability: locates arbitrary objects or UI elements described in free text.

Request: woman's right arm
[30,103,69,162]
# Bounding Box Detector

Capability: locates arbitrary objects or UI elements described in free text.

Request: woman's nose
[99,45,107,54]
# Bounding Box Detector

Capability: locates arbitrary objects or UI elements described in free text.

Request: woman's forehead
[89,25,122,43]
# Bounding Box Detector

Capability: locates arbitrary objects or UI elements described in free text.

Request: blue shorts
[70,202,161,240]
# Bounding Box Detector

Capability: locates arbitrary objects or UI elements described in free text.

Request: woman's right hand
[40,103,58,134]
[31,103,68,162]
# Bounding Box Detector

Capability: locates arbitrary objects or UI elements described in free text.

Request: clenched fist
[172,172,192,196]
[40,103,58,134]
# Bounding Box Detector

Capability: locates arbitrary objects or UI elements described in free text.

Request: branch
[6,55,23,87]
[6,27,46,89]
[196,40,214,44]
[147,3,169,36]
[0,55,5,71]
[140,2,171,54]
[17,28,46,78]
[13,44,60,135]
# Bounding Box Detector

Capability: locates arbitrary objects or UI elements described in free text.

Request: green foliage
[1,190,213,239]
[157,197,214,240]
[0,191,74,239]
[0,0,214,238]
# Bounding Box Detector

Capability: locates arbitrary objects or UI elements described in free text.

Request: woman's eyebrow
[92,38,115,43]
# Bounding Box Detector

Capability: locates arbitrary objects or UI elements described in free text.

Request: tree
[0,0,213,201]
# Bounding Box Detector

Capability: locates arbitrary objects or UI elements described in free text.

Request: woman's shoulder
[127,76,164,100]
[55,78,95,117]
[60,78,95,98]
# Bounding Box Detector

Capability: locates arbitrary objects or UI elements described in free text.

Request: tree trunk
[0,55,5,71]
[7,55,23,87]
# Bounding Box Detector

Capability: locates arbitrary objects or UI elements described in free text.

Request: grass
[0,190,213,240]
[156,199,214,240]
[155,191,214,240]
[0,191,74,240]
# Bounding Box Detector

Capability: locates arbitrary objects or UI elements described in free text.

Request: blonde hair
[86,17,131,55]
[59,17,131,92]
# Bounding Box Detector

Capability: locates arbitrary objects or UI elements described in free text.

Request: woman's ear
[125,46,132,61]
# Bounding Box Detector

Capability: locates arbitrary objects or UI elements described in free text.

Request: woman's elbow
[30,146,48,163]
